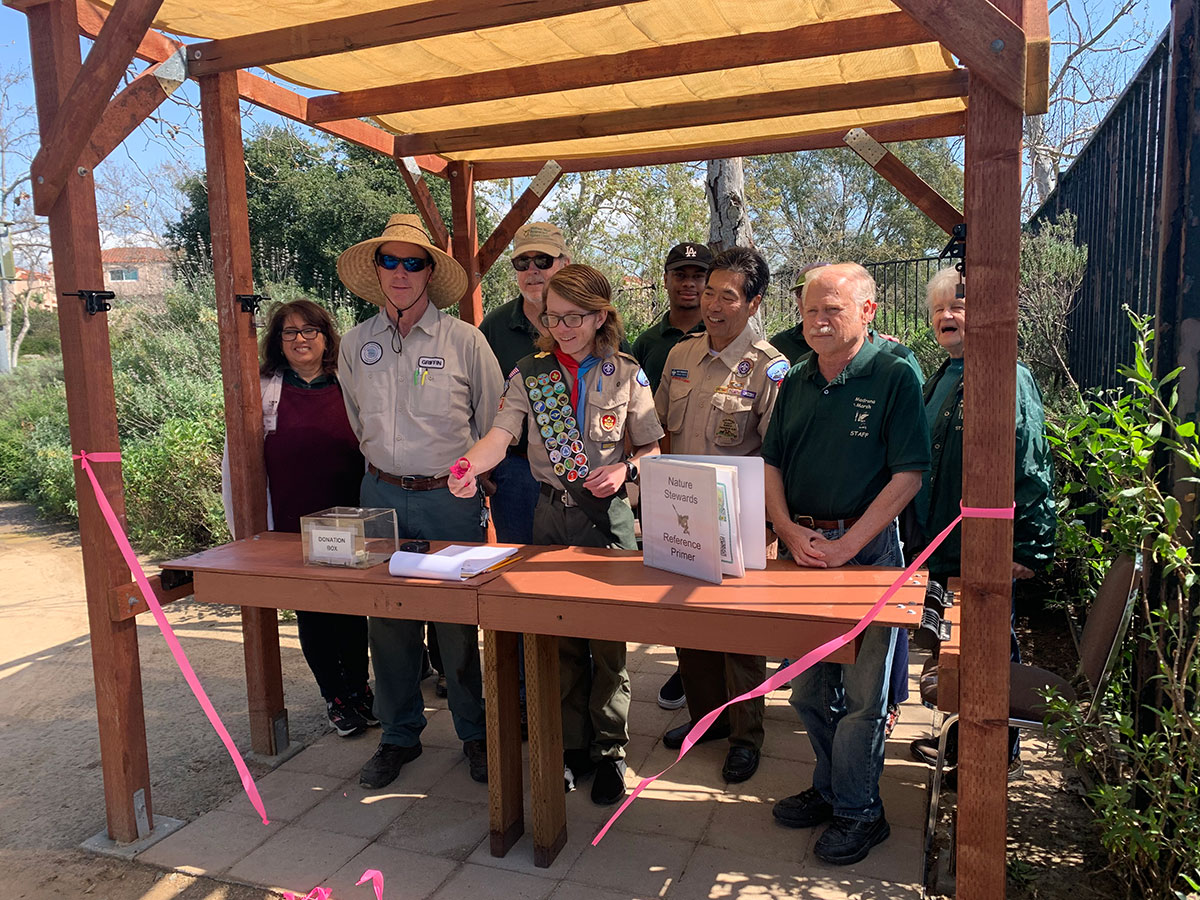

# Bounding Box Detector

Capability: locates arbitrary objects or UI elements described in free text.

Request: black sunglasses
[376,252,431,272]
[512,253,557,272]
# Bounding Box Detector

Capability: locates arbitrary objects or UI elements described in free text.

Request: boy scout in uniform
[336,214,503,790]
[653,246,789,784]
[451,264,663,805]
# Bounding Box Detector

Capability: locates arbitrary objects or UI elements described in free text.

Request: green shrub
[1046,311,1200,899]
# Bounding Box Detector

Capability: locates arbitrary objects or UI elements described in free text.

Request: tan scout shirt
[654,326,788,456]
[338,304,503,477]
[494,351,664,488]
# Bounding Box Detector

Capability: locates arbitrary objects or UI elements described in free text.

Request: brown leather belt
[793,513,861,530]
[367,463,448,491]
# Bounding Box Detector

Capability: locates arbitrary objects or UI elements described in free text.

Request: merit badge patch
[736,358,753,377]
[360,341,383,365]
[602,360,616,376]
[538,373,550,386]
[418,356,445,369]
[600,413,618,432]
[525,376,538,389]
[766,359,790,383]
[549,369,562,382]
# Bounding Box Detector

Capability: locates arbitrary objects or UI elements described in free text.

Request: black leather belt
[793,513,861,530]
[367,463,448,491]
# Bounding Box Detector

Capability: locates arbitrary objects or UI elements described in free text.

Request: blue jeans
[789,521,903,821]
[360,473,487,746]
[490,453,539,544]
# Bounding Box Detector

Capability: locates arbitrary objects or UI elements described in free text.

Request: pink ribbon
[282,869,384,900]
[356,869,385,900]
[593,501,1015,844]
[73,451,269,825]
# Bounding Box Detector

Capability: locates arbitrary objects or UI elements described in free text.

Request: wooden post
[26,0,153,843]
[957,0,1024,892]
[483,629,524,856]
[449,160,483,324]
[199,70,289,757]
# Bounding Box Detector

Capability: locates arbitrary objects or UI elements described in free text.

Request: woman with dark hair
[222,299,373,737]
[450,264,663,805]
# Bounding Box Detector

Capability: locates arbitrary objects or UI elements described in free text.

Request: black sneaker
[327,697,369,737]
[435,674,448,698]
[772,787,834,828]
[814,814,890,865]
[359,741,422,789]
[591,759,627,806]
[351,687,379,727]
[657,670,687,710]
[463,739,488,783]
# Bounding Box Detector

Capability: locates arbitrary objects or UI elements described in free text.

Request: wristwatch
[623,459,639,483]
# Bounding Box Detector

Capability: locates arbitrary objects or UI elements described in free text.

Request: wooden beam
[31,0,165,215]
[843,127,963,234]
[958,0,1025,881]
[477,161,563,275]
[199,70,289,758]
[449,160,483,325]
[891,0,1027,110]
[306,11,933,122]
[108,572,193,622]
[80,50,185,172]
[394,69,969,157]
[186,0,645,76]
[27,0,152,844]
[1023,0,1051,114]
[395,154,450,250]
[469,112,967,180]
[70,0,449,176]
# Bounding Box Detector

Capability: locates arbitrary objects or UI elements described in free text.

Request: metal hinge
[63,290,115,316]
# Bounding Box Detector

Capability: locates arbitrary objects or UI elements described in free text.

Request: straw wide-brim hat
[337,214,467,310]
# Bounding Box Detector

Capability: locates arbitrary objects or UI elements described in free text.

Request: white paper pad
[387,545,519,580]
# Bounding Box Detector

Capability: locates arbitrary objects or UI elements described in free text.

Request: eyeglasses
[376,253,431,272]
[281,326,321,342]
[539,312,595,328]
[512,254,558,272]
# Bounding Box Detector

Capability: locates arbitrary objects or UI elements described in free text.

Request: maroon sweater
[264,373,364,533]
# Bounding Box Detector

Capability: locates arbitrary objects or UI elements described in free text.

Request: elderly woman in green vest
[450,264,663,806]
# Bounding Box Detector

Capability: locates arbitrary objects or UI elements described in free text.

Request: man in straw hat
[337,214,504,789]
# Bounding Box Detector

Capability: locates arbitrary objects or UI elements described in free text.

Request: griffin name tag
[418,356,445,369]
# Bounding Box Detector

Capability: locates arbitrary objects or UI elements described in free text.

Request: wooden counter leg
[524,632,567,868]
[484,629,524,856]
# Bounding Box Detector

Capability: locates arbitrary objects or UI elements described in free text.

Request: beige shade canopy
[108,0,976,168]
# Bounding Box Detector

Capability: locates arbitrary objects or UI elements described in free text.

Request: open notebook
[387,544,519,581]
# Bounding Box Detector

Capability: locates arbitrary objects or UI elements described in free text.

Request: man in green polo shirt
[762,262,929,866]
[633,242,712,392]
[478,222,570,543]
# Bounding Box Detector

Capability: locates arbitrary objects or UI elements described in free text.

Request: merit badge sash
[517,352,624,541]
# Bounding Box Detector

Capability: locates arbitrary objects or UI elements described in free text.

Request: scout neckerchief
[517,351,623,543]
[553,348,600,422]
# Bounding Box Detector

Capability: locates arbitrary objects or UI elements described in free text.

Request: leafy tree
[169,126,504,317]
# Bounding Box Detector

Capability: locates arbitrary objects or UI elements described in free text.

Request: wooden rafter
[394,69,969,157]
[80,51,186,174]
[186,0,646,76]
[306,12,933,122]
[469,112,967,179]
[843,127,962,233]
[395,154,450,251]
[73,0,449,176]
[891,0,1027,110]
[1023,0,1051,114]
[477,161,563,275]
[31,0,165,215]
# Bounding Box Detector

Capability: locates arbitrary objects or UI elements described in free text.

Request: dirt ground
[0,500,1124,899]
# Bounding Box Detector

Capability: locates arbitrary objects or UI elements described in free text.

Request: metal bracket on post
[63,289,115,316]
[236,293,269,316]
[938,224,967,296]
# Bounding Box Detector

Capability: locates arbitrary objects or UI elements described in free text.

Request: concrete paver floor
[137,643,937,900]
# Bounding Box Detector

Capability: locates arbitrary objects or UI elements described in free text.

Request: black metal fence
[1028,32,1171,392]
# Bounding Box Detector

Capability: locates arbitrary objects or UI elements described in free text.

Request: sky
[0,0,1175,245]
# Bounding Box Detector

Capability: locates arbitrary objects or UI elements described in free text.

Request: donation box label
[309,527,356,564]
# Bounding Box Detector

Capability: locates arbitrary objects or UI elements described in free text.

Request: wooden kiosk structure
[10,0,1050,895]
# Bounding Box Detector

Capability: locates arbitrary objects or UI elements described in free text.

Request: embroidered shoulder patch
[635,368,650,387]
[507,366,520,380]
[766,359,790,383]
